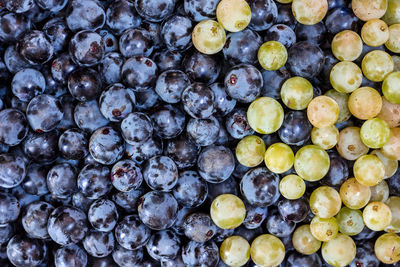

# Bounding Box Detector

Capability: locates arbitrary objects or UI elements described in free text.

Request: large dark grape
[43,17,71,55]
[46,163,77,199]
[112,245,143,267]
[183,213,216,243]
[295,22,327,44]
[287,41,324,79]
[261,66,291,99]
[111,159,143,192]
[0,12,32,43]
[243,202,268,230]
[325,7,359,35]
[66,0,105,32]
[265,208,296,237]
[143,155,178,192]
[6,235,46,267]
[265,24,296,48]
[121,56,158,92]
[152,49,182,72]
[182,51,221,84]
[150,104,185,139]
[105,0,141,35]
[58,128,88,160]
[21,201,54,239]
[165,135,200,169]
[161,15,193,52]
[182,241,219,267]
[248,0,278,32]
[88,198,118,232]
[173,170,208,208]
[17,30,53,65]
[119,28,154,58]
[182,83,215,119]
[100,52,124,85]
[21,164,48,196]
[22,131,59,163]
[134,0,176,22]
[155,70,190,104]
[69,30,105,67]
[68,68,103,102]
[54,244,88,267]
[225,108,255,139]
[146,230,181,261]
[184,0,218,21]
[11,68,45,102]
[99,83,136,122]
[74,100,109,133]
[125,137,164,165]
[83,230,115,258]
[277,198,309,223]
[197,145,235,183]
[112,188,145,213]
[187,116,220,146]
[278,111,312,146]
[0,153,27,189]
[0,192,20,225]
[89,126,125,165]
[77,164,112,199]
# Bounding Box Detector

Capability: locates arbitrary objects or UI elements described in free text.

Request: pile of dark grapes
[0,0,399,266]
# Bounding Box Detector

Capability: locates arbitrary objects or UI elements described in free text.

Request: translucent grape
[385,196,400,233]
[348,87,382,120]
[382,127,400,160]
[377,96,400,127]
[220,236,250,267]
[294,145,330,182]
[331,30,363,61]
[360,118,391,149]
[363,201,392,231]
[337,127,369,161]
[352,0,388,21]
[335,207,364,236]
[258,41,288,71]
[307,96,339,128]
[369,179,389,203]
[353,154,385,186]
[291,0,328,25]
[309,186,342,219]
[279,174,306,200]
[310,216,339,242]
[339,177,371,209]
[330,61,362,93]
[280,77,313,110]
[324,89,351,123]
[247,97,284,134]
[385,24,400,53]
[210,194,246,229]
[321,233,356,267]
[192,20,226,55]
[264,142,294,174]
[216,0,251,32]
[311,125,339,150]
[382,0,400,25]
[361,19,390,46]
[371,149,398,178]
[250,234,285,267]
[382,71,400,104]
[374,233,400,264]
[235,135,266,167]
[292,224,321,255]
[361,50,394,82]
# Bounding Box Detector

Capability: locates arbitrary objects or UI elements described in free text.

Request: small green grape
[279,174,306,200]
[247,97,284,134]
[382,71,400,104]
[294,145,330,182]
[310,216,339,242]
[382,127,400,160]
[336,126,369,161]
[348,87,382,120]
[250,234,285,267]
[382,0,400,25]
[385,196,400,233]
[361,19,390,46]
[371,149,398,178]
[311,125,339,150]
[352,0,388,21]
[385,24,400,53]
[335,207,364,236]
[307,96,339,128]
[369,179,389,203]
[264,143,294,174]
[363,201,392,231]
[331,30,363,61]
[280,77,313,110]
[236,135,266,167]
[258,41,287,71]
[292,225,321,255]
[210,194,246,229]
[310,186,342,219]
[360,118,391,149]
[374,233,400,264]
[354,154,385,186]
[216,0,251,32]
[330,61,363,93]
[192,20,226,55]
[321,233,356,267]
[291,0,328,25]
[339,177,371,209]
[361,50,394,82]
[220,236,250,267]
[324,89,351,123]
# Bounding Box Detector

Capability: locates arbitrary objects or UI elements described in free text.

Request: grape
[307,96,339,128]
[339,178,371,209]
[276,0,292,2]
[257,41,287,71]
[361,19,389,47]
[331,30,363,61]
[311,125,339,150]
[335,207,364,236]
[369,179,389,202]
[235,135,266,167]
[337,127,369,160]
[363,201,392,231]
[210,194,246,229]
[382,0,400,25]
[382,71,400,104]
[246,97,284,134]
[280,77,313,110]
[384,196,400,233]
[382,127,400,160]
[291,0,328,25]
[353,154,385,186]
[310,216,339,242]
[385,23,400,52]
[377,96,400,127]
[294,145,330,182]
[394,55,400,71]
[264,142,294,174]
[292,224,321,255]
[309,186,342,218]
[374,233,400,264]
[321,233,356,267]
[192,20,226,55]
[250,234,285,266]
[348,87,382,120]
[352,0,388,21]
[361,50,394,82]
[324,89,351,123]
[330,61,362,93]
[220,236,250,267]
[360,118,390,149]
[279,174,306,200]
[216,0,251,32]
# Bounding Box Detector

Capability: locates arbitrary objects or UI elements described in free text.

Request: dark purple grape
[171,206,195,236]
[295,22,327,44]
[115,215,151,250]
[119,28,154,58]
[112,188,145,213]
[225,64,262,103]
[58,128,88,160]
[105,0,142,35]
[152,49,182,72]
[183,213,216,242]
[74,100,109,133]
[21,164,49,196]
[187,116,220,146]
[210,83,236,117]
[6,235,46,267]
[161,255,185,267]
[182,241,219,267]
[17,30,53,65]
[11,68,45,102]
[83,230,115,258]
[0,12,31,43]
[22,131,59,163]
[99,83,136,122]
[325,7,359,35]
[100,52,124,85]
[121,56,158,92]
[248,0,278,31]
[134,0,176,22]
[197,145,235,183]
[112,245,143,267]
[286,251,322,267]
[243,202,268,229]
[88,198,118,232]
[182,51,220,84]
[143,155,178,192]
[0,109,28,146]
[150,104,185,139]
[182,83,215,119]
[141,20,163,50]
[261,66,291,99]
[155,70,190,104]
[0,223,14,245]
[265,24,296,48]
[89,126,125,165]
[21,201,54,239]
[69,30,105,67]
[146,230,181,261]
[51,53,77,85]
[349,241,379,267]
[265,208,296,237]
[135,89,161,111]
[0,192,20,224]
[184,0,218,21]
[225,108,255,139]
[43,18,71,55]
[125,137,163,165]
[77,164,112,199]
[287,41,324,79]
[26,94,63,132]
[276,3,297,29]
[46,163,77,199]
[173,170,207,208]
[25,5,50,26]
[54,244,88,267]
[161,15,193,52]
[99,29,118,53]
[320,152,349,188]
[165,135,200,169]
[72,192,95,213]
[111,159,143,192]
[278,111,312,146]
[66,0,105,32]
[0,153,27,189]
[277,198,309,223]
[4,45,31,74]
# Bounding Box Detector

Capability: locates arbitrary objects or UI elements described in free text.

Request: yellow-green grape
[210,194,246,229]
[339,177,371,209]
[335,207,364,236]
[279,174,306,200]
[310,216,339,242]
[247,97,284,134]
[292,225,321,255]
[385,24,400,53]
[336,127,369,161]
[321,233,356,267]
[309,186,342,219]
[264,143,294,174]
[382,0,400,25]
[250,234,285,267]
[385,196,400,233]
[311,125,339,150]
[192,20,226,55]
[382,127,400,160]
[280,77,313,110]
[294,145,330,182]
[324,89,351,123]
[354,154,385,186]
[394,55,400,71]
[220,236,250,267]
[216,0,251,32]
[369,179,389,203]
[348,87,382,120]
[307,96,339,128]
[276,0,292,3]
[361,50,394,82]
[363,201,392,231]
[236,135,266,167]
[374,233,400,264]
[361,19,390,46]
[258,41,288,71]
[360,118,391,149]
[291,0,328,25]
[352,0,388,21]
[331,30,363,61]
[330,61,363,93]
[382,71,400,104]
[371,150,398,179]
[377,96,400,128]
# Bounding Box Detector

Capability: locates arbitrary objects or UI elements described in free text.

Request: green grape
[377,96,400,128]
[385,24,400,53]
[321,233,356,267]
[264,143,294,174]
[374,233,400,264]
[258,41,287,71]
[336,127,369,160]
[220,236,250,267]
[394,55,400,71]
[192,20,226,55]
[331,30,363,61]
[353,154,385,186]
[216,0,251,32]
[382,71,400,104]
[335,207,364,236]
[360,118,391,148]
[311,125,339,150]
[385,196,400,233]
[294,145,330,182]
[324,89,351,123]
[363,201,392,231]
[352,0,388,21]
[292,225,321,255]
[210,194,246,229]
[361,19,390,46]
[279,174,306,200]
[382,0,400,25]
[280,77,313,110]
[330,61,363,93]
[348,87,382,120]
[339,177,371,209]
[371,150,398,178]
[382,127,400,160]
[369,179,389,203]
[361,50,394,82]
[247,97,284,134]
[236,135,266,167]
[310,216,339,242]
[307,96,339,128]
[291,0,328,25]
[250,234,285,267]
[310,186,342,219]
